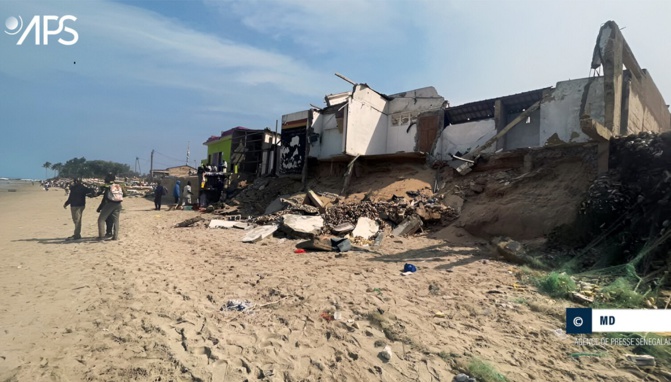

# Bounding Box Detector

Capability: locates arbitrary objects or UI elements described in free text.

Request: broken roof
[446,87,550,125]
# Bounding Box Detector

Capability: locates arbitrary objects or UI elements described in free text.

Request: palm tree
[51,163,63,178]
[42,161,52,179]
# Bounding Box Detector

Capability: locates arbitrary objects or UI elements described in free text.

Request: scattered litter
[294,249,306,254]
[403,264,417,273]
[434,311,446,318]
[401,272,414,276]
[378,345,393,362]
[333,311,342,320]
[453,374,477,382]
[320,311,334,322]
[221,300,253,312]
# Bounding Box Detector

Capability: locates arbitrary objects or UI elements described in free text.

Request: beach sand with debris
[0,187,648,381]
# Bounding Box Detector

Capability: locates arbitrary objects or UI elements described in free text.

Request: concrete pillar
[494,99,507,151]
[602,28,623,135]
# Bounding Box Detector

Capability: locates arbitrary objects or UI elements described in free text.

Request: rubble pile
[314,193,458,236]
[557,131,671,277]
[240,188,459,240]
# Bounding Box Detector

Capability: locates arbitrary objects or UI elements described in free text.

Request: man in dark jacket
[63,178,94,240]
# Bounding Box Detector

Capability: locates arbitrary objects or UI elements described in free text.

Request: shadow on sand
[368,242,491,271]
[13,237,104,245]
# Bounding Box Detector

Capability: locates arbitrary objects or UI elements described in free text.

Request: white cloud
[207,0,410,51]
[0,0,329,97]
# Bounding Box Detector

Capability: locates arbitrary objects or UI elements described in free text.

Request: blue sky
[1,0,670,179]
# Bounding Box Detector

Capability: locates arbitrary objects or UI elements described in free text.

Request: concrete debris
[305,190,326,211]
[351,217,379,240]
[571,292,594,305]
[295,236,351,252]
[495,238,527,264]
[296,236,334,251]
[625,354,655,367]
[174,216,204,228]
[331,223,355,235]
[280,214,324,239]
[233,222,251,230]
[391,215,423,237]
[208,219,237,229]
[264,197,287,215]
[242,224,278,243]
[281,198,320,215]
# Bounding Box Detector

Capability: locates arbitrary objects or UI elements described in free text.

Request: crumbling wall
[540,78,603,145]
[432,119,496,160]
[345,85,388,156]
[626,70,671,134]
[504,108,541,150]
[386,87,444,154]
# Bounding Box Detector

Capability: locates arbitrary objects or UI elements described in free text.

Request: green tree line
[43,157,138,179]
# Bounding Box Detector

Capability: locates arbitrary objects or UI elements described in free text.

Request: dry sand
[0,185,651,381]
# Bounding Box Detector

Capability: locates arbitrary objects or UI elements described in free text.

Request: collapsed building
[279,21,670,179]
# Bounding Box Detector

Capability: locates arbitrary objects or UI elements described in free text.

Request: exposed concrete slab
[392,215,423,237]
[209,219,237,229]
[242,225,278,243]
[264,197,287,215]
[305,190,326,211]
[351,217,379,239]
[580,116,613,141]
[281,214,324,238]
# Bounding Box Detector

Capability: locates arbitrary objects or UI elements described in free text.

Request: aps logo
[5,15,78,45]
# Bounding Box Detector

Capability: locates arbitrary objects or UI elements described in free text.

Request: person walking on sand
[176,180,193,210]
[154,181,167,210]
[97,174,117,238]
[173,180,181,204]
[97,173,126,241]
[63,178,94,240]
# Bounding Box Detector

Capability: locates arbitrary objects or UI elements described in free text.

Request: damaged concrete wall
[432,119,496,160]
[280,110,309,175]
[540,78,603,145]
[311,108,345,159]
[626,70,671,134]
[504,109,542,150]
[344,85,388,156]
[386,87,444,153]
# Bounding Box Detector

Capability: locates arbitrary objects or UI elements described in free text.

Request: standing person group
[175,181,193,210]
[96,173,126,241]
[63,178,95,241]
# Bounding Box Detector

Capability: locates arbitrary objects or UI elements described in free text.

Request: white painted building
[280,84,445,173]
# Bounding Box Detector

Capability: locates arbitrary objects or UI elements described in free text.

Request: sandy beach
[0,185,655,381]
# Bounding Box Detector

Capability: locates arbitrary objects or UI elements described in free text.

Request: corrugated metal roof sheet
[446,87,550,125]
